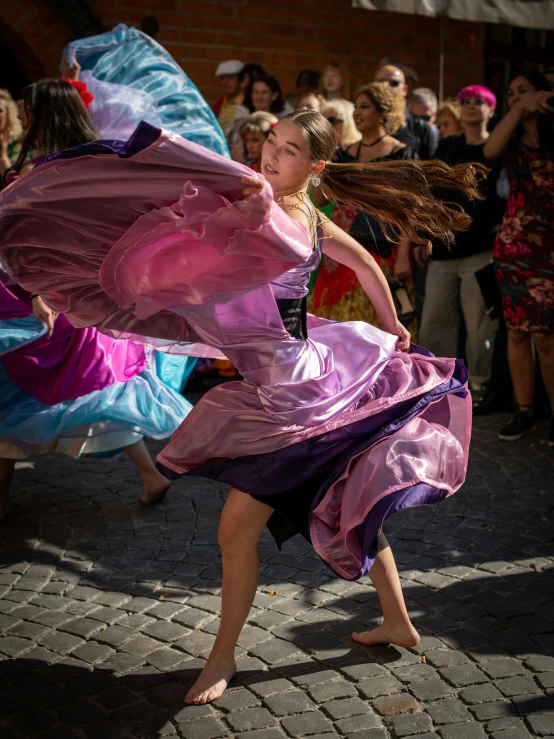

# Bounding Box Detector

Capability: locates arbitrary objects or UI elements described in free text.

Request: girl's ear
[311,159,326,177]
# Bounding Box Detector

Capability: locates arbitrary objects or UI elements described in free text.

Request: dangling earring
[310,173,321,187]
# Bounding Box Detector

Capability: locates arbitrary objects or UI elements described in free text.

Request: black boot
[498,406,536,441]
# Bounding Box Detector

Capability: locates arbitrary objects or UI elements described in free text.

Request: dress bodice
[270,226,323,300]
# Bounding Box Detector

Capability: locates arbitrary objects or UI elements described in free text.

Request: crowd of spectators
[209,56,554,445]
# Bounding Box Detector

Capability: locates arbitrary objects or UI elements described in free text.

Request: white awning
[352,0,554,29]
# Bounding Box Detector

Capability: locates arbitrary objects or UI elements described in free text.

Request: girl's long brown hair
[6,79,99,183]
[287,110,487,246]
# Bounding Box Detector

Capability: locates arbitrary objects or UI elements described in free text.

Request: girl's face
[353,94,382,134]
[297,93,320,112]
[0,100,8,133]
[261,118,322,193]
[322,67,342,95]
[252,81,278,112]
[437,112,460,139]
[507,76,536,109]
[244,130,265,161]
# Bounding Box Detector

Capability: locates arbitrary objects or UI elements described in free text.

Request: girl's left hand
[32,296,58,339]
[62,56,81,81]
[241,175,264,200]
[389,320,411,353]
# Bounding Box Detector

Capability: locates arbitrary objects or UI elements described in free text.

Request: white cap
[215,60,244,77]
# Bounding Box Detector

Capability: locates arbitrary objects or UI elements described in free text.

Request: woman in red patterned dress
[484,69,554,445]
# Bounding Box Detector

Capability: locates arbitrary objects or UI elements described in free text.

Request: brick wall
[88,0,486,103]
[1,0,486,102]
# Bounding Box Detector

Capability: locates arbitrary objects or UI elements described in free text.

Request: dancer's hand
[62,56,81,81]
[241,175,264,200]
[388,320,411,353]
[32,296,58,339]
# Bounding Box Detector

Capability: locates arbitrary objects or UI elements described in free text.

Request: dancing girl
[0,111,483,702]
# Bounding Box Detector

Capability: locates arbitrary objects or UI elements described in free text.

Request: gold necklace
[277,190,319,249]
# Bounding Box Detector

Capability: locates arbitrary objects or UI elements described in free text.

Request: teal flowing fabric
[63,24,229,158]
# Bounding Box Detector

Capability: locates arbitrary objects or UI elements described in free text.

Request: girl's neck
[273,183,308,202]
[326,90,342,101]
[463,121,489,145]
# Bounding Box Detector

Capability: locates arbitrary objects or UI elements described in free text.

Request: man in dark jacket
[374,60,438,159]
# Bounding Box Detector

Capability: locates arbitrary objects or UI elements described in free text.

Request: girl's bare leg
[123,438,171,504]
[185,488,274,705]
[352,532,420,647]
[0,458,15,521]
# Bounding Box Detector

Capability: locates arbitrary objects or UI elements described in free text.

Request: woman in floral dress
[484,69,554,445]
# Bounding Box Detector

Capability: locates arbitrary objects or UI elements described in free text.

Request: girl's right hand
[32,296,58,339]
[241,175,264,200]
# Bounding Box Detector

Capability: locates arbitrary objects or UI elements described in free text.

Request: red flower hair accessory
[66,79,94,109]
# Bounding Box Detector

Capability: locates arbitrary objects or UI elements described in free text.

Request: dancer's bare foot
[140,474,171,505]
[184,654,237,705]
[352,622,420,648]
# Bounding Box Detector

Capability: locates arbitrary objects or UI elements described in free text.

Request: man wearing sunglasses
[374,60,438,159]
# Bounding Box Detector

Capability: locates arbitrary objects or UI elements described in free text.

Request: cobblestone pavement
[1,414,553,739]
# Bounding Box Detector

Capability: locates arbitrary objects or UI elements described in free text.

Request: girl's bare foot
[140,475,171,505]
[352,622,420,648]
[184,654,237,705]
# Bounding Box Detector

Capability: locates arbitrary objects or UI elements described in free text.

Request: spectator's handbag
[475,262,502,321]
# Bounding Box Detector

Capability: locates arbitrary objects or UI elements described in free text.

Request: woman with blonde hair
[436,98,463,140]
[321,99,360,147]
[0,89,23,180]
[311,82,418,335]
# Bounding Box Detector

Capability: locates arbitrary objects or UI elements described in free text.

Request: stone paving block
[392,663,438,683]
[398,734,439,739]
[173,608,216,629]
[94,624,135,647]
[426,698,472,725]
[264,689,318,716]
[145,647,190,670]
[437,722,487,739]
[92,591,132,608]
[35,684,80,709]
[334,713,383,734]
[489,728,533,739]
[226,706,278,732]
[525,656,554,673]
[120,596,158,613]
[439,664,489,687]
[0,635,34,657]
[236,731,286,739]
[280,710,334,736]
[96,652,146,676]
[144,679,187,706]
[388,712,434,736]
[86,606,126,624]
[213,686,261,711]
[526,714,554,734]
[175,630,215,656]
[495,676,542,697]
[186,595,222,613]
[538,673,554,689]
[7,621,50,639]
[310,680,358,703]
[424,650,471,668]
[67,586,100,601]
[470,701,517,721]
[321,696,371,720]
[460,684,504,704]
[178,717,228,738]
[120,634,164,657]
[250,639,301,665]
[81,719,137,738]
[373,693,419,716]
[59,617,105,639]
[410,679,453,701]
[292,669,341,688]
[244,671,295,697]
[481,659,529,679]
[71,641,114,664]
[141,619,190,643]
[110,698,165,725]
[357,675,404,698]
[94,686,138,711]
[512,694,554,715]
[32,610,74,628]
